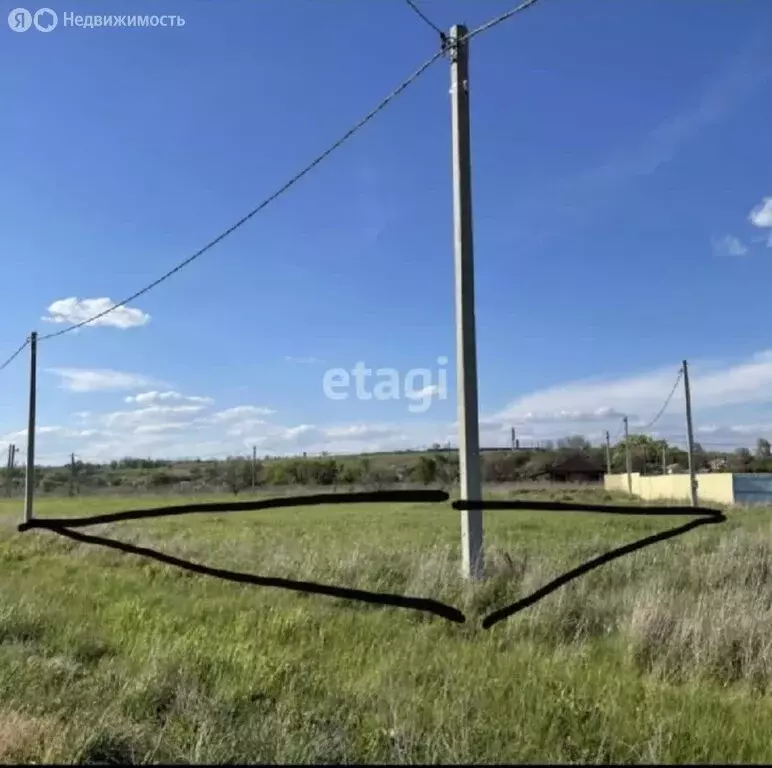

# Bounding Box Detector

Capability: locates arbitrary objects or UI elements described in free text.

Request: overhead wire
[37,47,447,341]
[34,0,548,342]
[463,0,545,41]
[0,338,29,373]
[641,367,684,432]
[403,0,446,40]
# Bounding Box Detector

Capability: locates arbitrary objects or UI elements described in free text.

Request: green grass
[1,487,772,763]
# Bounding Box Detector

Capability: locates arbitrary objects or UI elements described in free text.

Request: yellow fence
[604,472,735,505]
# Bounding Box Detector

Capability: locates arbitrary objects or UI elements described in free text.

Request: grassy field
[1,487,772,763]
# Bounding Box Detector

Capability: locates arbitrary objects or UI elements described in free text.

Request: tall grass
[1,489,771,762]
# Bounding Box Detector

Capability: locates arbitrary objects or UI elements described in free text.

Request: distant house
[530,454,605,483]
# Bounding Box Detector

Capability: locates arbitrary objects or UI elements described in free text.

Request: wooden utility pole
[24,331,37,523]
[449,24,483,580]
[604,430,611,474]
[252,445,257,493]
[623,416,632,495]
[683,359,698,506]
[661,445,667,475]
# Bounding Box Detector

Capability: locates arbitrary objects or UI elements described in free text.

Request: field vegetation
[2,485,772,762]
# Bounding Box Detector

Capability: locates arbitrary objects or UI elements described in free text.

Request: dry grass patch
[0,709,61,762]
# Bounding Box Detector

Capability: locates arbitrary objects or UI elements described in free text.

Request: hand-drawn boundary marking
[453,499,726,629]
[17,490,450,530]
[18,490,466,624]
[16,491,726,629]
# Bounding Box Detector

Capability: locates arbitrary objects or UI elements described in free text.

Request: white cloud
[491,369,676,428]
[47,368,157,393]
[479,349,772,447]
[239,421,412,456]
[134,422,190,435]
[749,197,772,246]
[323,424,400,440]
[101,404,207,430]
[125,391,213,406]
[40,412,438,464]
[514,407,630,424]
[696,423,772,437]
[24,346,772,463]
[207,405,279,437]
[225,419,268,437]
[749,197,772,228]
[42,297,150,329]
[1,426,105,442]
[712,234,748,257]
[210,405,276,422]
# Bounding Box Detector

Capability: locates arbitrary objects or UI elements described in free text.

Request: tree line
[2,434,772,496]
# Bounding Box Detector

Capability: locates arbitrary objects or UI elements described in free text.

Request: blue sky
[2,0,772,463]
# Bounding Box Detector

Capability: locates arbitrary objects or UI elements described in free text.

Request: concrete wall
[694,473,735,504]
[604,472,735,505]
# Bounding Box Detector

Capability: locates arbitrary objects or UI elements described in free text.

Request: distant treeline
[3,433,772,497]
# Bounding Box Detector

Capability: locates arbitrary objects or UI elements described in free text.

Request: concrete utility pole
[5,443,16,498]
[69,453,76,497]
[604,430,611,475]
[623,416,632,495]
[683,359,698,506]
[24,331,37,523]
[449,24,483,580]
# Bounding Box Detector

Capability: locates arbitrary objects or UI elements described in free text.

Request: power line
[641,367,683,432]
[403,0,445,40]
[464,0,545,41]
[0,339,29,374]
[34,1,551,343]
[38,49,446,342]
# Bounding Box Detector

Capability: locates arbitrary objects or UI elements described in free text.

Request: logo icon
[8,7,33,31]
[33,7,57,31]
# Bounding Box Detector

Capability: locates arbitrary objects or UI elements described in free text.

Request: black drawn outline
[453,498,726,629]
[17,491,727,629]
[18,490,465,624]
